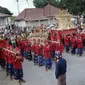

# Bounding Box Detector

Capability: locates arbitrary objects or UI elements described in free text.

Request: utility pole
[16,0,20,14]
[26,0,31,29]
[26,0,29,7]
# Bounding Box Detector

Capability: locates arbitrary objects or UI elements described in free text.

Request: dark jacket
[55,58,67,79]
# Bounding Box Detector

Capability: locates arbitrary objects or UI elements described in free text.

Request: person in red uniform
[54,39,64,61]
[49,33,56,60]
[15,47,20,53]
[48,32,51,40]
[54,33,61,41]
[31,39,38,65]
[70,34,76,55]
[27,40,32,61]
[76,35,83,56]
[31,39,36,54]
[23,39,27,58]
[13,53,25,83]
[4,45,13,76]
[18,39,23,56]
[17,38,21,49]
[0,49,5,70]
[3,49,9,76]
[20,40,25,57]
[49,41,56,60]
[58,41,64,56]
[23,41,28,59]
[7,53,15,80]
[43,40,52,71]
[36,39,43,66]
[64,35,69,53]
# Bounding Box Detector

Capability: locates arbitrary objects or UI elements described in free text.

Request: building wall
[48,18,56,25]
[15,17,57,28]
[31,20,48,27]
[0,17,11,29]
[0,18,5,26]
[30,18,57,27]
[15,20,26,28]
[25,19,49,28]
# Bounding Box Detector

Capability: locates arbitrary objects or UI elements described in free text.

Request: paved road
[0,52,85,85]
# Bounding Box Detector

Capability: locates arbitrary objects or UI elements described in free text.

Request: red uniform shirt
[7,54,14,64]
[50,35,55,41]
[50,42,56,51]
[76,38,83,48]
[54,35,60,41]
[26,42,31,51]
[0,50,3,59]
[17,39,22,49]
[58,43,64,52]
[4,51,8,62]
[2,50,7,60]
[31,44,37,53]
[70,37,76,48]
[64,37,69,45]
[55,42,60,51]
[13,55,24,69]
[43,45,51,59]
[21,40,25,49]
[15,47,20,53]
[36,44,43,55]
[24,42,28,51]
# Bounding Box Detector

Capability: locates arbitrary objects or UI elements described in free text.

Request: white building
[0,13,10,29]
[15,4,60,28]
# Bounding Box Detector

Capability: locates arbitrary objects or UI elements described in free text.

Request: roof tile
[15,4,60,21]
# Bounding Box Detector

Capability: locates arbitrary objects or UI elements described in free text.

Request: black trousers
[0,59,5,69]
[65,45,69,52]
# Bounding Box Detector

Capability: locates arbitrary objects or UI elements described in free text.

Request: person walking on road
[55,52,67,85]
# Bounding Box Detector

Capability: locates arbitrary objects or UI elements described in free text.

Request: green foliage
[10,16,15,22]
[33,0,48,8]
[59,0,85,15]
[33,0,85,15]
[0,6,13,15]
[33,0,60,8]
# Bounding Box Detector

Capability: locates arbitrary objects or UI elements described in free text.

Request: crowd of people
[0,24,85,85]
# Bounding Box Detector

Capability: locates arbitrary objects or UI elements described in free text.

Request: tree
[10,16,15,22]
[33,0,85,15]
[33,0,48,8]
[59,0,85,15]
[48,0,60,7]
[0,6,13,15]
[33,0,60,8]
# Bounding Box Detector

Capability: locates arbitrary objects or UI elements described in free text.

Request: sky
[0,0,35,16]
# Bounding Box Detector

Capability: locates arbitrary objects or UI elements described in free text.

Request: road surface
[0,52,85,85]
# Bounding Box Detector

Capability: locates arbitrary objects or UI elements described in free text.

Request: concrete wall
[15,17,57,28]
[25,20,49,28]
[15,20,26,27]
[0,17,11,29]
